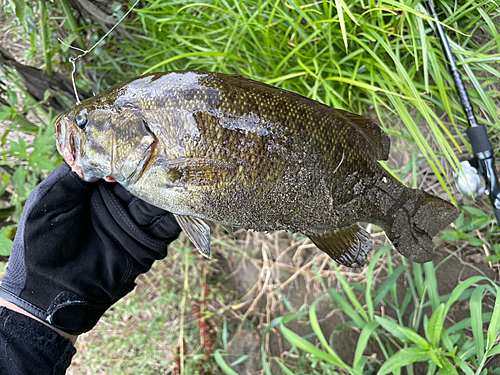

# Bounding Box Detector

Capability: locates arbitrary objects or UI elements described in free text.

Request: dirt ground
[206,228,498,374]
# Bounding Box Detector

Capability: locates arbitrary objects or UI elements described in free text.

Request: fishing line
[57,0,141,104]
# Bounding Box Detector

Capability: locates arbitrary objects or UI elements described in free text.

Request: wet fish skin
[54,71,459,267]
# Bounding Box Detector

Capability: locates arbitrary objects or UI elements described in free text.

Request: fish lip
[54,114,84,178]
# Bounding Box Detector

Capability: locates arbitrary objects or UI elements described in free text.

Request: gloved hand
[0,163,181,335]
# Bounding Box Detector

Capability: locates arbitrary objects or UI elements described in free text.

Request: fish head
[54,95,156,184]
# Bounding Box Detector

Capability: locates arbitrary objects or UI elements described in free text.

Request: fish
[54,71,459,267]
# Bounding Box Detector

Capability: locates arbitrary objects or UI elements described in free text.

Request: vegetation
[0,0,499,374]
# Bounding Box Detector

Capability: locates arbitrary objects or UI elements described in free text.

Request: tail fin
[386,189,459,262]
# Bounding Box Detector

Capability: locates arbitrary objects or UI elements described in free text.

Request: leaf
[454,356,476,375]
[353,320,379,371]
[7,0,26,29]
[366,245,390,319]
[375,316,430,349]
[9,138,27,159]
[441,329,454,352]
[334,264,369,323]
[6,88,17,107]
[280,324,352,369]
[30,155,57,171]
[229,355,249,367]
[378,348,429,375]
[424,262,440,310]
[471,285,486,363]
[0,236,13,256]
[465,235,484,247]
[12,166,27,195]
[486,344,500,358]
[309,300,347,366]
[455,212,465,230]
[328,288,365,327]
[437,357,459,375]
[427,348,443,368]
[485,254,500,263]
[446,277,487,311]
[373,265,404,306]
[213,350,239,375]
[440,230,464,242]
[427,304,446,349]
[261,312,307,375]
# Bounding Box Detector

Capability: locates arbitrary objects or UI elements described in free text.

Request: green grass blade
[487,285,500,351]
[229,355,250,367]
[446,276,487,310]
[280,324,354,370]
[334,264,369,323]
[447,313,493,334]
[353,320,379,371]
[427,303,446,349]
[424,262,440,310]
[214,350,240,375]
[272,358,295,375]
[439,357,460,375]
[335,0,347,52]
[373,265,404,307]
[39,1,52,76]
[261,312,307,374]
[459,53,500,129]
[378,348,429,375]
[309,300,347,366]
[142,51,253,74]
[375,316,430,349]
[486,344,500,358]
[328,289,365,328]
[413,263,424,297]
[366,245,390,319]
[471,285,486,363]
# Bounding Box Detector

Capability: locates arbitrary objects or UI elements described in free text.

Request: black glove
[0,163,181,335]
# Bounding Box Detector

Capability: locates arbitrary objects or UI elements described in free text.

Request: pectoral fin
[309,225,372,267]
[161,157,235,187]
[174,214,212,259]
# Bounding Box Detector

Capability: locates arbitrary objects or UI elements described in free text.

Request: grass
[261,248,500,375]
[68,236,225,374]
[0,0,500,374]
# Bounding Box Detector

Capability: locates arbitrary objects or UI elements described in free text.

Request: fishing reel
[451,127,500,225]
[453,159,486,200]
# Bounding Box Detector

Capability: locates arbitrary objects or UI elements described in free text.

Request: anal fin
[309,225,372,268]
[174,214,212,259]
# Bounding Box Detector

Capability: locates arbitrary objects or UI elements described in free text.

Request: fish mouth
[54,115,83,178]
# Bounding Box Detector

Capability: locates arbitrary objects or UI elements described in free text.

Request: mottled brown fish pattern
[54,71,459,267]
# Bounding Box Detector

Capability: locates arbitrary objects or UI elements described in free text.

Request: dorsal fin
[336,109,390,161]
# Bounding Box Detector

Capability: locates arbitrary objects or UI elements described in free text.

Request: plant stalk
[39,1,52,76]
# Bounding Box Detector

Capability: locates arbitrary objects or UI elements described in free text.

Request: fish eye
[75,113,87,129]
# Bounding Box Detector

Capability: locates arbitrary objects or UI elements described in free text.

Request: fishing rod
[426,0,500,227]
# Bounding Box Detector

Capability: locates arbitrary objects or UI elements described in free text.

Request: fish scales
[54,71,459,267]
[135,74,383,223]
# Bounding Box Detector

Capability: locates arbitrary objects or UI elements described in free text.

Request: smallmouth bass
[54,71,459,267]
